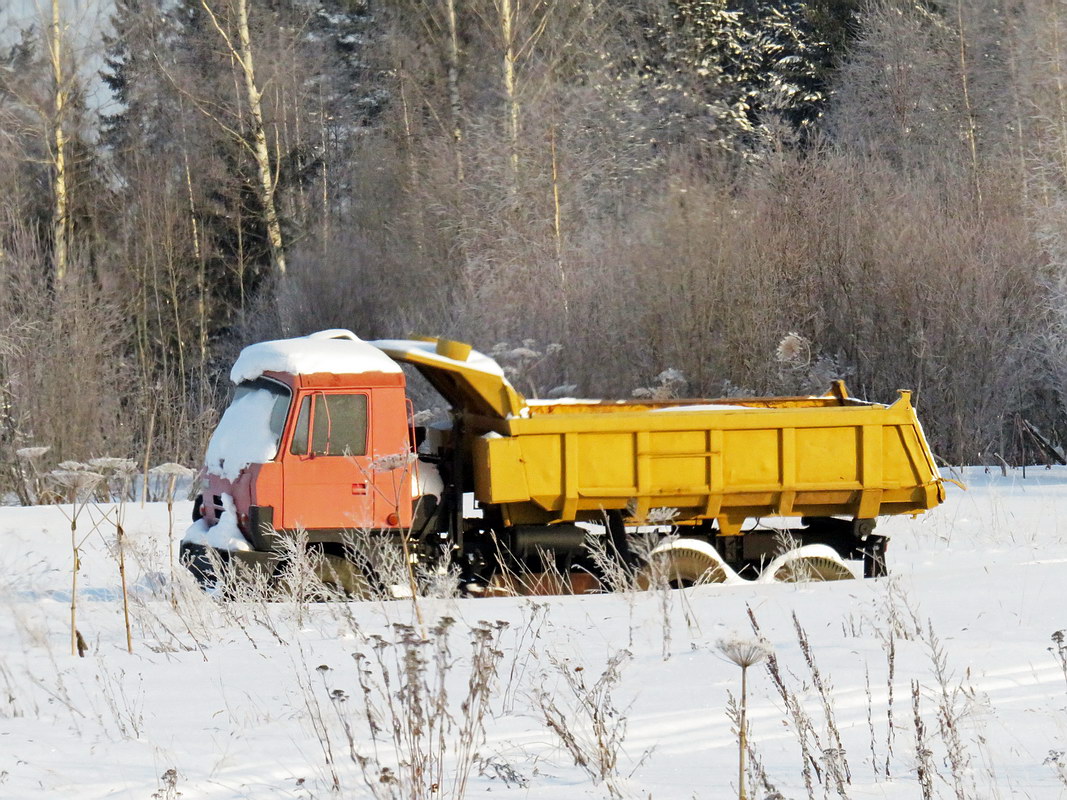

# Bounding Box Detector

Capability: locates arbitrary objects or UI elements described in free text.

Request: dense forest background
[1,0,1065,491]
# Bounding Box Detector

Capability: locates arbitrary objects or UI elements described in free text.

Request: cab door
[281,391,376,531]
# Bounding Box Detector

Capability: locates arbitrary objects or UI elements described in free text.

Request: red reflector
[352,483,367,495]
[386,512,400,527]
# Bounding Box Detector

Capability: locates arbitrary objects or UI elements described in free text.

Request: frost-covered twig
[150,462,195,602]
[535,648,633,798]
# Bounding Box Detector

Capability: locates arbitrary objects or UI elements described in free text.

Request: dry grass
[534,647,634,799]
[309,618,510,799]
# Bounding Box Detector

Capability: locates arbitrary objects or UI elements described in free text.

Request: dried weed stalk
[912,680,936,800]
[922,620,975,800]
[718,636,772,800]
[318,618,509,799]
[1045,750,1067,788]
[749,607,820,800]
[792,612,851,796]
[1051,630,1067,691]
[535,648,633,799]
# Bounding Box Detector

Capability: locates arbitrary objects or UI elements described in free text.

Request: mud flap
[861,535,888,578]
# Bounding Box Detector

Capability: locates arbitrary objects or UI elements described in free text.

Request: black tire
[180,541,223,588]
[192,494,203,522]
[315,553,374,598]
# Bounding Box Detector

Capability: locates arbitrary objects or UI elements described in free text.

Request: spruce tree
[637,0,830,158]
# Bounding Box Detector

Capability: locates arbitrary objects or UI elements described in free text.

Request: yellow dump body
[371,338,945,533]
[472,391,944,532]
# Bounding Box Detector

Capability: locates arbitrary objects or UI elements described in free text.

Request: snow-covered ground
[1,466,1066,799]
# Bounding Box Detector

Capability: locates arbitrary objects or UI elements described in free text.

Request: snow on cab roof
[230,329,402,384]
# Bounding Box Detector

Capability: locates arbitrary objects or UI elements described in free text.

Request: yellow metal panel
[474,435,530,503]
[723,429,779,488]
[633,431,652,520]
[647,429,709,455]
[795,427,861,485]
[887,425,924,486]
[372,338,525,418]
[704,429,724,518]
[577,432,636,492]
[520,435,564,511]
[648,430,709,497]
[562,433,579,521]
[779,427,797,515]
[857,425,884,518]
[798,490,855,506]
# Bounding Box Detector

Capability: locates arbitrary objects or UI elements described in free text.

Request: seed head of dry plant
[151,462,193,475]
[150,463,195,500]
[50,468,104,493]
[717,636,773,668]
[15,446,50,461]
[776,332,811,366]
[90,457,137,473]
[56,460,91,472]
[717,635,773,800]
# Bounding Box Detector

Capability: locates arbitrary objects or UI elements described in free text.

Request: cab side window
[290,396,311,455]
[290,393,368,456]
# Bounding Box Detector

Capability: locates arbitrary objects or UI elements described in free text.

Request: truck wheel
[761,545,855,583]
[315,553,373,599]
[192,494,203,522]
[180,541,222,588]
[637,538,735,589]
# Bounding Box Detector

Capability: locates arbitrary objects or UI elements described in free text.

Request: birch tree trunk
[499,0,520,189]
[49,0,69,286]
[550,125,569,336]
[201,0,287,277]
[955,0,983,209]
[446,0,465,182]
[235,0,286,277]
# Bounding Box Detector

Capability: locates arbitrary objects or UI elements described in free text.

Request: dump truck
[180,330,946,594]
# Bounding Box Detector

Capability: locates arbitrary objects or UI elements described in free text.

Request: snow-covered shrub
[632,368,687,401]
[491,340,565,398]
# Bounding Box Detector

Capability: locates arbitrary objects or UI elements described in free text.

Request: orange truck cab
[181,330,433,585]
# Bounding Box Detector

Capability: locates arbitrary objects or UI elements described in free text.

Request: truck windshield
[205,378,292,480]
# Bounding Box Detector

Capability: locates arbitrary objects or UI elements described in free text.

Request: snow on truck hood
[229,329,402,384]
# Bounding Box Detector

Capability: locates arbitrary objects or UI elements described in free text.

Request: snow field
[0,466,1065,798]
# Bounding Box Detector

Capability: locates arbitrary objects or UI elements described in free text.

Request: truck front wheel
[309,552,373,599]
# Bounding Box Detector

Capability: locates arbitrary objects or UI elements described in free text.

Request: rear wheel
[762,545,856,583]
[637,538,735,589]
